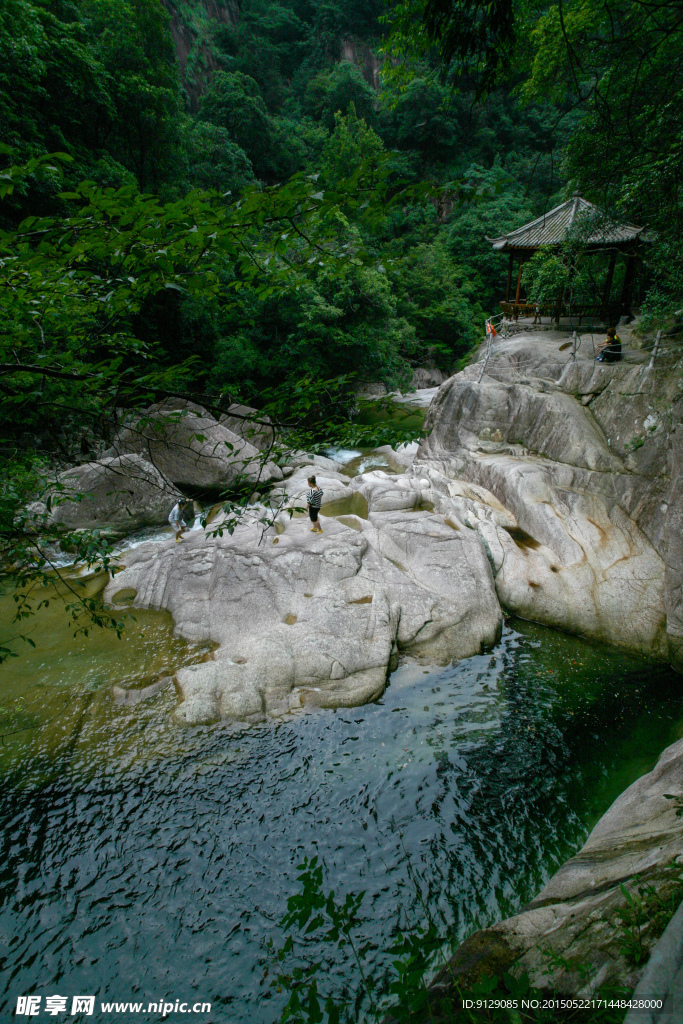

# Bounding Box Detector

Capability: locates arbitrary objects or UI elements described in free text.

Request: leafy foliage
[265,854,632,1023]
[391,239,483,368]
[616,870,683,967]
[382,0,515,98]
[519,0,683,321]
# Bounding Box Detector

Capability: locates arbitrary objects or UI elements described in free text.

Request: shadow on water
[0,608,681,1021]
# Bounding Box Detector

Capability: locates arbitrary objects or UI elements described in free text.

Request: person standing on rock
[306,476,324,534]
[169,498,192,542]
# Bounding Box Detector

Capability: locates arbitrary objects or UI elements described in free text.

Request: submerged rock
[112,675,173,706]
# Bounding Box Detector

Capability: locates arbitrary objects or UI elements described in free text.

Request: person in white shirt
[169,499,192,542]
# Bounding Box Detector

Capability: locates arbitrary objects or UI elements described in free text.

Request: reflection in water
[0,617,681,1020]
[0,584,211,770]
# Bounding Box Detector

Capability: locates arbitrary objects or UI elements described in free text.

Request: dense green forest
[3,0,681,413]
[0,0,681,577]
[0,0,574,405]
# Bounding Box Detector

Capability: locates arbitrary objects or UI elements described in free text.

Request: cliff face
[163,3,381,109]
[419,326,683,670]
[340,37,381,89]
[163,0,238,108]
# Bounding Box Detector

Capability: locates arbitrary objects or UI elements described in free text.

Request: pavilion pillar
[620,253,636,313]
[601,251,617,321]
[554,283,563,326]
[513,258,524,319]
[505,252,514,302]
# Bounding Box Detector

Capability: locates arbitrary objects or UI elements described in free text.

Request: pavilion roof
[487,196,651,252]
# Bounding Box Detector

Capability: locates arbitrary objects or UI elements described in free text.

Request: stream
[1,440,682,1021]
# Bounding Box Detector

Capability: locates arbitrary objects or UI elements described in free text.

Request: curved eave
[488,234,655,254]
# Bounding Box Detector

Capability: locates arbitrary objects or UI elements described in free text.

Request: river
[1,590,681,1020]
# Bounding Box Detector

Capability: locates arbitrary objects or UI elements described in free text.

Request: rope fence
[477,319,680,388]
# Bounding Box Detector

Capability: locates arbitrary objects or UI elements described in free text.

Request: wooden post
[505,252,513,302]
[637,329,662,394]
[514,258,523,320]
[601,251,617,320]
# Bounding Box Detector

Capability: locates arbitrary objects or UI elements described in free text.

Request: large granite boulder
[287,452,347,474]
[411,366,445,389]
[417,330,682,664]
[109,400,282,493]
[103,482,503,725]
[218,403,275,452]
[368,442,419,473]
[49,454,180,532]
[425,374,625,473]
[360,509,502,662]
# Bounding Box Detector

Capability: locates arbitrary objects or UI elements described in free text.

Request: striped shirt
[306,487,324,509]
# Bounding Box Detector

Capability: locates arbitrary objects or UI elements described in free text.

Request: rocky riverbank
[86,326,682,726]
[33,324,683,1002]
[420,327,683,667]
[410,325,683,1003]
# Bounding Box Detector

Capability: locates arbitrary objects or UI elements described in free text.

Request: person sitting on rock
[596,327,622,363]
[306,476,324,534]
[169,498,192,542]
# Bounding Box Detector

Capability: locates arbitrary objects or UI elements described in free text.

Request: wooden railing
[499,300,625,324]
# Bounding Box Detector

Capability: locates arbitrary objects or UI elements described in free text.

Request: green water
[0,580,211,772]
[0,583,681,1021]
[357,397,427,432]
